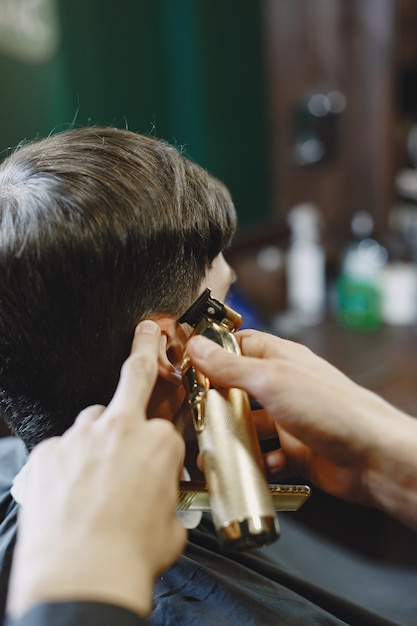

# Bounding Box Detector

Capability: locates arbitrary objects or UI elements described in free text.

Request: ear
[150,315,190,383]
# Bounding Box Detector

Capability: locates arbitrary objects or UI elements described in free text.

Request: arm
[7,320,186,622]
[186,329,417,532]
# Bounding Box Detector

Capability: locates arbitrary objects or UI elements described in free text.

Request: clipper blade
[177,482,311,512]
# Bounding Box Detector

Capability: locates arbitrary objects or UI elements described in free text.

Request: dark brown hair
[0,127,236,448]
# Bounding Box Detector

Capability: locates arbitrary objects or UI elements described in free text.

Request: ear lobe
[151,315,189,383]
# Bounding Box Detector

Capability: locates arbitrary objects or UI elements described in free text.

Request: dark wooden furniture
[261,0,396,256]
[296,319,417,417]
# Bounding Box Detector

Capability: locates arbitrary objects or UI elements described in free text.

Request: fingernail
[188,335,217,359]
[137,320,160,335]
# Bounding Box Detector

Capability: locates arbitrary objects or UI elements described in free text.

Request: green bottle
[336,212,388,330]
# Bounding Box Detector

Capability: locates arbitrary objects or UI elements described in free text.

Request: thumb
[187,335,259,394]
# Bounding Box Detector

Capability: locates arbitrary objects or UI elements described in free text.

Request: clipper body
[180,290,280,550]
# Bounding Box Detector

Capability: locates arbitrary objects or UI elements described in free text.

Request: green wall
[0,0,268,226]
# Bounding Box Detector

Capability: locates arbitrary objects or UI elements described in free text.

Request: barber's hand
[8,320,187,620]
[187,329,411,509]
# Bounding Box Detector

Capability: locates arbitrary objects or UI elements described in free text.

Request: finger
[196,452,204,473]
[264,448,288,474]
[104,320,161,426]
[28,436,61,462]
[235,329,285,359]
[237,330,313,368]
[73,405,106,428]
[145,419,186,472]
[24,438,62,490]
[187,335,265,398]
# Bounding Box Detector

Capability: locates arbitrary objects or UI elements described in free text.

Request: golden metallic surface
[180,294,303,550]
[177,482,311,512]
[199,386,277,528]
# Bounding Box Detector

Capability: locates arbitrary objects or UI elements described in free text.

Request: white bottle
[286,203,326,325]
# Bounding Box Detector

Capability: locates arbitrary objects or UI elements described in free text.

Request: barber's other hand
[186,329,413,509]
[8,320,186,620]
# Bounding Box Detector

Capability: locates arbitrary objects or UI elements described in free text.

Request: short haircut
[0,127,236,449]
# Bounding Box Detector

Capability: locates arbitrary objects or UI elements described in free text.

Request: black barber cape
[1,437,414,626]
[6,603,147,626]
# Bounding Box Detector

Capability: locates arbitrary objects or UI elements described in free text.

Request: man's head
[0,127,236,449]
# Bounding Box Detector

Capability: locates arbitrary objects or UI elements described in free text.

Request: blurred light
[257,246,283,272]
[308,93,331,117]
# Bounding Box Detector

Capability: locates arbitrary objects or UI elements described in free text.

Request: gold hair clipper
[179,289,281,551]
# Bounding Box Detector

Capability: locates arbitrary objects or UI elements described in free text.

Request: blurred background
[2,0,417,563]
